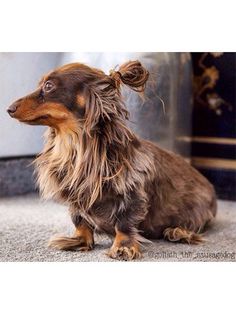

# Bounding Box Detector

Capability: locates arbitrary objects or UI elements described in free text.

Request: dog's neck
[35,118,139,209]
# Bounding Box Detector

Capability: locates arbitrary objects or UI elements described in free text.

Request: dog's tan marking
[76,94,86,108]
[74,224,94,247]
[48,223,94,251]
[15,99,78,130]
[107,228,141,260]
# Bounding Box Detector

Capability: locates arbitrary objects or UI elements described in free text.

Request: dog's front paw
[49,224,94,251]
[48,235,94,251]
[107,243,141,261]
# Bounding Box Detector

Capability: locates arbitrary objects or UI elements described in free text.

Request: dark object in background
[0,157,35,197]
[191,53,236,200]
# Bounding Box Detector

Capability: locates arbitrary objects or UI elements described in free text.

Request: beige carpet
[0,194,235,262]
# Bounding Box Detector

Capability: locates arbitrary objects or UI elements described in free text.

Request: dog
[7,60,217,260]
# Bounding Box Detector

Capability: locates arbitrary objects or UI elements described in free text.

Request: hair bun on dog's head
[110,60,149,92]
[109,69,122,88]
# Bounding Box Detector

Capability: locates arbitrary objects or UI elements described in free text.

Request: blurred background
[0,52,235,200]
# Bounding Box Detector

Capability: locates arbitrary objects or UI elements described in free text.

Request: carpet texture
[0,194,235,262]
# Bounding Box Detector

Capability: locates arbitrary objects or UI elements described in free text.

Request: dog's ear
[80,60,149,137]
[82,84,130,138]
[82,88,104,137]
[110,60,149,92]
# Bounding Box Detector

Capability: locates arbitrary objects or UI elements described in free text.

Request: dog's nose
[7,103,18,116]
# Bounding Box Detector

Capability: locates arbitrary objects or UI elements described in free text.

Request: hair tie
[109,70,122,88]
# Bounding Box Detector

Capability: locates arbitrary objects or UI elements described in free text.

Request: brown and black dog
[7,60,217,260]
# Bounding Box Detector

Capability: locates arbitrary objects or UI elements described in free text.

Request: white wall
[0,53,61,157]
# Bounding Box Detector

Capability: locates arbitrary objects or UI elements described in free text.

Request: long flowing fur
[34,61,153,214]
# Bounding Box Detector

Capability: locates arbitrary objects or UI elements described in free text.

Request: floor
[0,194,235,262]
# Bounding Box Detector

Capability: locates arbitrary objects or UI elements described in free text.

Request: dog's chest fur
[35,131,78,202]
[37,161,126,233]
[34,130,155,233]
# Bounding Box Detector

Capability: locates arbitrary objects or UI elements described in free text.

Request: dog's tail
[163,227,204,244]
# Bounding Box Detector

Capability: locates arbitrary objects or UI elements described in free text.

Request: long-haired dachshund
[7,60,217,260]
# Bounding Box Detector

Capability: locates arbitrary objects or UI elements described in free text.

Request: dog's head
[7,61,149,133]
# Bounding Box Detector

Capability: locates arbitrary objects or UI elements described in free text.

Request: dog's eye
[43,81,54,93]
